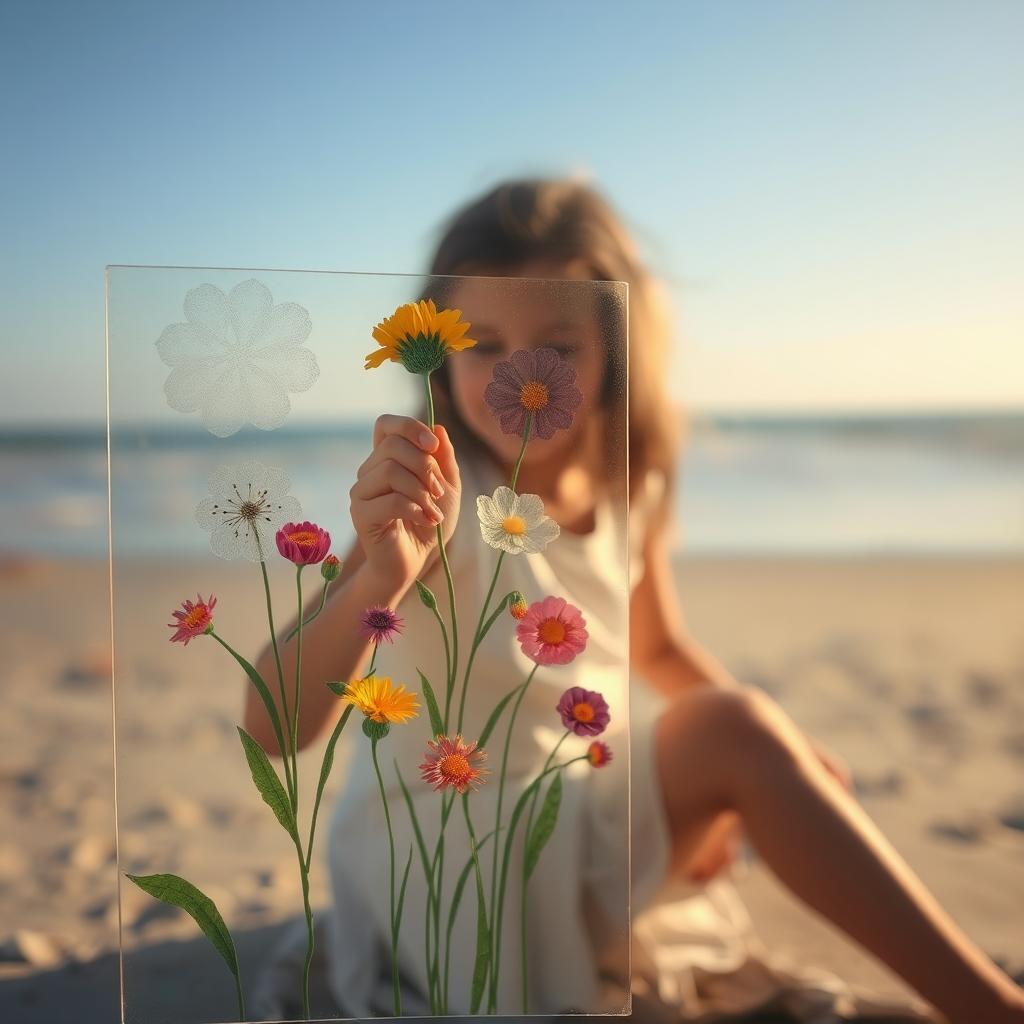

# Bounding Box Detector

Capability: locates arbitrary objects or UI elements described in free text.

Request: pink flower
[516,596,588,666]
[587,741,613,768]
[556,687,610,737]
[276,521,331,564]
[483,348,583,440]
[419,734,489,794]
[358,605,404,646]
[168,594,216,646]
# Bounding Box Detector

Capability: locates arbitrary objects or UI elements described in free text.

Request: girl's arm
[629,523,737,696]
[244,416,461,755]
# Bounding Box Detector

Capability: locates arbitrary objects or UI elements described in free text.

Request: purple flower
[358,606,404,646]
[555,686,610,737]
[483,348,584,441]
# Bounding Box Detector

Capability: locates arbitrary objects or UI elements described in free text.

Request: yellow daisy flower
[366,299,476,374]
[343,675,420,725]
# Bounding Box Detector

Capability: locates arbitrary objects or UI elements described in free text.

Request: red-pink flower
[276,521,331,564]
[419,734,489,794]
[358,605,404,646]
[556,686,610,737]
[168,594,216,646]
[587,741,613,768]
[516,596,588,666]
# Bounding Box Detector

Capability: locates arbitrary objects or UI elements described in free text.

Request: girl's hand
[349,415,461,591]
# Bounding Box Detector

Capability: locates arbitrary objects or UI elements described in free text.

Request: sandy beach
[1,555,1023,1022]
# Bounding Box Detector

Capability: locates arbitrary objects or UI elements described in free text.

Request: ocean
[2,414,1022,560]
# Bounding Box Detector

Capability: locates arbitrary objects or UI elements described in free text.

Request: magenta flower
[358,605,404,646]
[483,348,583,440]
[516,596,588,666]
[276,521,331,564]
[587,741,613,768]
[556,687,610,737]
[168,594,216,646]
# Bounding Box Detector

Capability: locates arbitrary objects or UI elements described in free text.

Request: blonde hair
[425,179,678,500]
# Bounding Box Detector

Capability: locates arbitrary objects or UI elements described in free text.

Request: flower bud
[508,591,528,620]
[326,680,348,697]
[321,553,342,582]
[415,579,438,611]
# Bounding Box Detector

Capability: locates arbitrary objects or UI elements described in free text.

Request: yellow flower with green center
[365,299,477,374]
[343,675,420,725]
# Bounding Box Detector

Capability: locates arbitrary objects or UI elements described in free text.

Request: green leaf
[479,593,512,642]
[236,727,297,840]
[394,845,413,943]
[125,872,240,982]
[477,683,523,750]
[524,772,563,880]
[395,763,433,893]
[417,670,444,738]
[468,834,491,1014]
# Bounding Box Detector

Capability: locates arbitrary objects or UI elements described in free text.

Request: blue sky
[2,0,1022,423]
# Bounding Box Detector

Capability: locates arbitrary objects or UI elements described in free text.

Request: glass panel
[107,267,630,1022]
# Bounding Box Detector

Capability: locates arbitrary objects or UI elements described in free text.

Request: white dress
[324,454,670,1016]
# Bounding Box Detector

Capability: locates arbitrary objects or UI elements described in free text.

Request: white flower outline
[195,459,302,562]
[476,486,560,555]
[156,278,319,437]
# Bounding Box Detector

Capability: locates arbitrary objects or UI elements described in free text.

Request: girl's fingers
[351,461,444,521]
[431,425,460,491]
[373,414,438,452]
[356,435,445,496]
[351,492,438,533]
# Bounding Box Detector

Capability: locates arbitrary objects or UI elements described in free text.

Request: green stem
[456,551,505,736]
[437,525,459,733]
[487,665,538,1011]
[423,371,436,429]
[305,705,354,869]
[509,412,532,492]
[366,641,379,679]
[234,968,245,1022]
[519,729,571,1010]
[285,578,331,643]
[292,565,304,812]
[260,555,296,808]
[298,848,314,1020]
[371,736,402,1016]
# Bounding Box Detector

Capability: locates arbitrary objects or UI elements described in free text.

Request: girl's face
[445,262,607,471]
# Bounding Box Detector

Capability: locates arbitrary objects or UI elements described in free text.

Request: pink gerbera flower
[516,596,588,666]
[419,734,489,794]
[276,521,331,564]
[168,594,216,646]
[556,686,610,737]
[587,741,613,768]
[483,348,584,440]
[358,605,404,646]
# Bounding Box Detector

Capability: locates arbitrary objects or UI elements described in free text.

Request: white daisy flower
[195,460,302,562]
[156,278,319,437]
[476,486,560,555]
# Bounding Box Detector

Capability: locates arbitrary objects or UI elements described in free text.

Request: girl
[247,180,1024,1022]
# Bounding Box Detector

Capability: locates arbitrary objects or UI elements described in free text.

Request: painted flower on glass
[419,734,489,794]
[343,676,419,725]
[168,593,216,645]
[276,521,331,565]
[156,278,319,437]
[483,347,583,440]
[321,553,343,581]
[195,460,302,562]
[365,300,476,374]
[516,596,588,666]
[555,686,610,737]
[586,741,613,768]
[476,486,559,555]
[358,606,404,646]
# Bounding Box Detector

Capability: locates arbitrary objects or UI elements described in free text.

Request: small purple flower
[555,686,610,737]
[483,348,584,441]
[358,605,404,646]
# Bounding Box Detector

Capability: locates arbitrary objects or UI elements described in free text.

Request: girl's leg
[655,686,1024,1024]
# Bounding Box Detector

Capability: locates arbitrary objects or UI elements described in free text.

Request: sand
[1,556,1023,1022]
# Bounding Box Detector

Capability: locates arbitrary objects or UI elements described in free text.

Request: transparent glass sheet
[107,267,630,1022]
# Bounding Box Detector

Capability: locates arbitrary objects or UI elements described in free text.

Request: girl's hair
[426,179,678,500]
